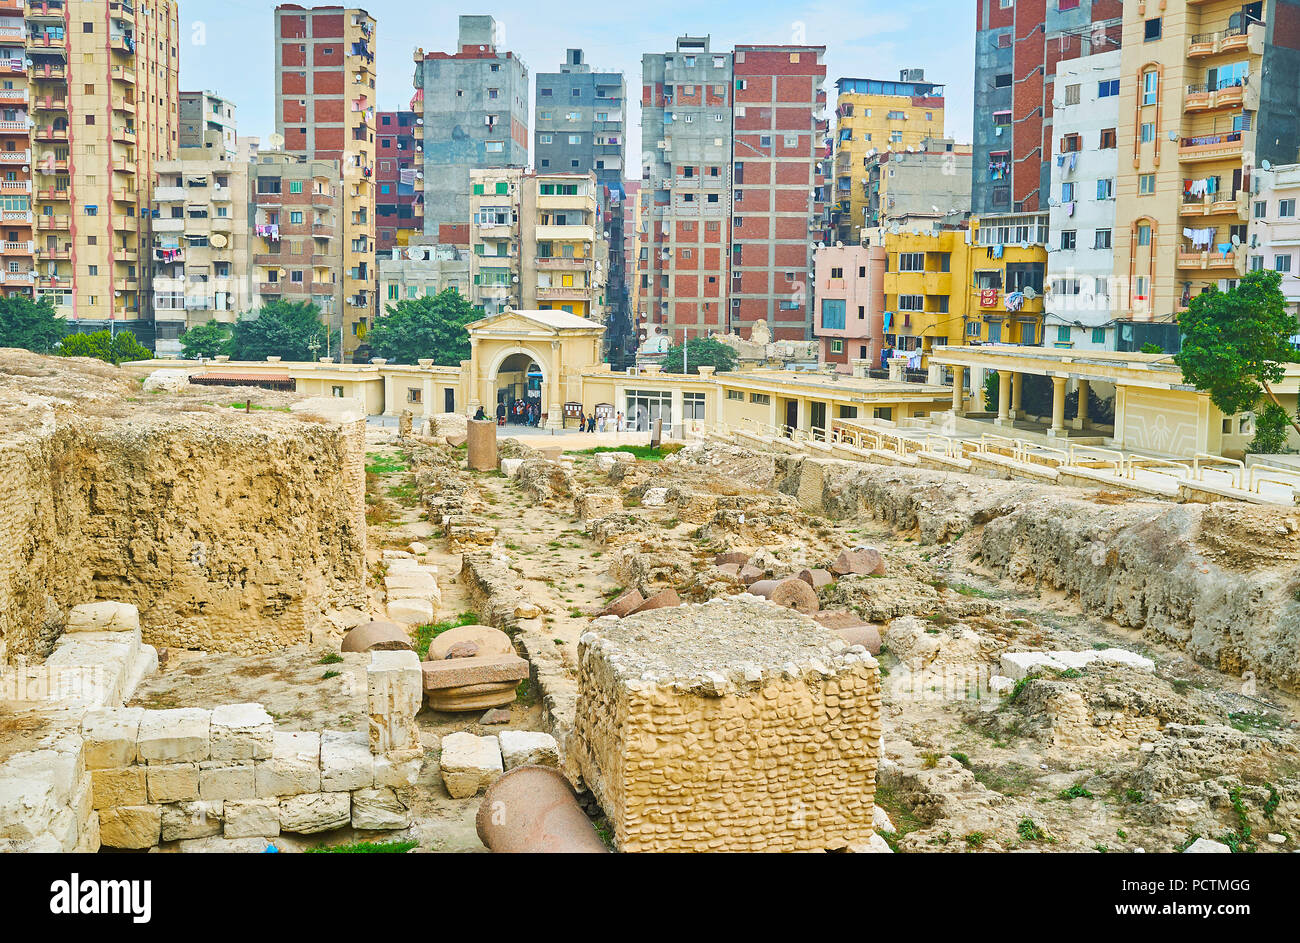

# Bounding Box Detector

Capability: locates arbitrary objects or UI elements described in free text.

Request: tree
[57,329,153,365]
[179,319,232,360]
[229,300,329,362]
[1175,270,1300,439]
[662,336,738,375]
[365,289,482,366]
[0,294,66,353]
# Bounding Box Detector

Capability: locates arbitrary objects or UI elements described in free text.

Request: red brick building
[375,110,420,252]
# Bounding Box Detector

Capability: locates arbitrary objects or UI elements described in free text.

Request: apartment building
[274,4,377,359]
[861,137,971,233]
[967,213,1048,347]
[468,168,607,322]
[178,90,237,157]
[20,0,180,340]
[1045,50,1121,351]
[640,36,733,345]
[151,150,250,356]
[1113,0,1300,346]
[0,1,32,301]
[971,0,1123,216]
[1249,163,1300,319]
[811,244,886,370]
[731,44,826,342]
[378,240,469,308]
[375,109,420,252]
[248,151,343,346]
[415,15,528,240]
[881,227,971,360]
[830,70,947,243]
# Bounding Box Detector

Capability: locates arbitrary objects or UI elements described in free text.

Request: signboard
[979,289,1000,308]
[594,403,614,419]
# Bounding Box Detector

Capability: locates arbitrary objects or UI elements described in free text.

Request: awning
[190,372,295,391]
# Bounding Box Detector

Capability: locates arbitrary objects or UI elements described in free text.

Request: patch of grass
[1229,710,1286,732]
[365,454,409,476]
[963,831,987,848]
[322,670,341,680]
[872,782,926,850]
[318,652,343,665]
[921,751,941,769]
[1058,783,1094,801]
[1123,788,1145,804]
[1017,818,1054,843]
[568,444,683,461]
[972,762,1035,797]
[411,611,479,659]
[305,839,418,854]
[949,752,971,768]
[951,583,995,599]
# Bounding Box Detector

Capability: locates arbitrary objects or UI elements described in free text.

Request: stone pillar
[546,341,564,431]
[1073,379,1090,431]
[887,356,906,382]
[1010,372,1024,420]
[1048,376,1068,438]
[468,339,482,413]
[466,419,498,471]
[995,370,1012,426]
[950,365,965,415]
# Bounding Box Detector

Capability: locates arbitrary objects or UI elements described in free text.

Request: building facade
[1250,163,1300,320]
[415,15,528,240]
[971,0,1123,216]
[178,90,237,157]
[830,71,947,243]
[812,244,886,370]
[274,4,376,359]
[375,109,419,253]
[151,150,250,356]
[378,240,469,309]
[1045,50,1121,351]
[862,137,971,233]
[534,49,625,189]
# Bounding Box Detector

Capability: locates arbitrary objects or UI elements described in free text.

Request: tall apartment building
[640,36,734,345]
[1250,163,1300,319]
[179,90,237,157]
[860,138,971,236]
[17,0,180,341]
[274,4,376,360]
[971,0,1123,216]
[812,244,886,370]
[829,71,947,243]
[468,167,607,322]
[375,109,420,252]
[1113,0,1300,346]
[414,15,528,240]
[1045,51,1121,352]
[248,151,344,349]
[151,150,250,356]
[731,44,827,341]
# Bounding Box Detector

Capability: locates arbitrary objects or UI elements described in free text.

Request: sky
[180,0,976,166]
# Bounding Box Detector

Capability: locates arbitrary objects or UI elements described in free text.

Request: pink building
[812,245,886,372]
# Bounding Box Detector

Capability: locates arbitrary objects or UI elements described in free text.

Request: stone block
[630,588,681,613]
[500,458,524,478]
[408,541,430,556]
[137,708,211,764]
[641,487,668,507]
[373,752,423,789]
[427,625,513,661]
[1184,837,1231,853]
[81,707,143,769]
[439,732,502,798]
[224,799,281,839]
[99,805,161,849]
[147,764,200,803]
[351,787,412,830]
[279,792,350,834]
[798,568,834,590]
[421,655,529,692]
[596,588,644,618]
[198,761,257,801]
[91,766,146,810]
[830,547,887,577]
[209,703,274,761]
[498,730,560,770]
[998,651,1065,682]
[256,731,321,798]
[320,730,374,792]
[386,597,434,626]
[161,800,224,841]
[67,601,140,633]
[715,551,750,566]
[368,650,423,754]
[0,748,79,842]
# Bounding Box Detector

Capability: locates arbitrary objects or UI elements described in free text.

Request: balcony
[535,223,595,242]
[2,240,33,256]
[0,180,30,194]
[535,286,590,301]
[112,96,136,115]
[1178,132,1244,163]
[1180,193,1247,218]
[1188,21,1265,58]
[31,63,65,80]
[112,215,139,233]
[2,210,32,224]
[32,95,66,111]
[2,270,35,286]
[258,282,284,294]
[35,246,70,261]
[114,159,137,174]
[312,224,334,237]
[27,0,68,16]
[1177,247,1244,272]
[210,186,232,202]
[0,88,27,104]
[36,214,69,231]
[26,33,67,53]
[36,275,69,291]
[109,35,137,56]
[1184,79,1254,113]
[38,186,69,201]
[153,217,184,232]
[111,126,136,144]
[535,256,593,271]
[110,64,136,84]
[153,186,185,202]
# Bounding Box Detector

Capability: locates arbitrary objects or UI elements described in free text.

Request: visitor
[615,411,625,433]
[597,413,606,433]
[587,414,596,433]
[473,406,487,422]
[496,401,506,425]
[578,409,586,433]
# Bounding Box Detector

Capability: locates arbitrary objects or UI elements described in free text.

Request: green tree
[179,319,232,359]
[365,289,482,366]
[57,329,153,365]
[1139,342,1164,354]
[1175,270,1300,439]
[662,336,738,375]
[229,300,329,362]
[1249,403,1293,454]
[0,294,66,353]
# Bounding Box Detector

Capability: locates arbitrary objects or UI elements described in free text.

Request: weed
[410,612,479,659]
[921,751,940,769]
[318,653,343,665]
[949,752,971,768]
[1058,783,1094,801]
[322,670,340,680]
[1017,818,1049,842]
[1124,788,1144,804]
[963,832,986,848]
[305,839,418,854]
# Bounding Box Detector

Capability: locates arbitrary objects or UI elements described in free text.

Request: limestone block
[169,836,282,853]
[161,800,224,841]
[91,766,146,810]
[998,651,1064,682]
[198,761,257,801]
[830,547,887,577]
[224,799,281,839]
[383,549,414,561]
[446,517,497,553]
[256,731,321,797]
[467,418,498,471]
[439,732,503,798]
[642,487,669,507]
[342,621,412,653]
[1184,837,1231,853]
[498,730,560,770]
[82,707,143,769]
[989,675,1015,695]
[141,368,190,393]
[575,488,623,522]
[373,752,423,789]
[147,764,200,803]
[279,792,350,834]
[99,805,162,849]
[427,625,513,661]
[367,650,423,754]
[798,568,835,590]
[351,787,411,830]
[847,833,894,853]
[1090,648,1155,672]
[596,588,644,618]
[209,703,274,761]
[67,601,141,633]
[408,541,430,556]
[500,458,524,478]
[384,573,441,604]
[320,730,374,792]
[386,598,434,626]
[421,655,529,712]
[873,805,895,833]
[630,588,681,613]
[0,748,79,842]
[137,708,211,764]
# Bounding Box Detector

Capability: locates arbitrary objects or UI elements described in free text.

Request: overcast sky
[182,0,976,166]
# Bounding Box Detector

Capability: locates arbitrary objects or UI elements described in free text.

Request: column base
[994,417,1013,428]
[1047,427,1069,439]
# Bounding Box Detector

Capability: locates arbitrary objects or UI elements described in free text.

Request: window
[749,393,770,405]
[407,388,422,404]
[1277,254,1293,273]
[995,73,1013,88]
[898,253,924,272]
[1060,230,1076,250]
[897,295,924,311]
[1060,133,1081,153]
[726,389,744,401]
[1139,174,1156,195]
[1064,85,1080,106]
[1281,199,1297,218]
[1092,327,1106,345]
[1144,17,1162,41]
[1098,79,1120,98]
[1140,123,1155,143]
[1142,70,1159,106]
[683,393,706,421]
[289,180,303,194]
[1094,229,1112,249]
[821,298,846,330]
[1096,178,1114,200]
[540,134,552,144]
[830,340,844,354]
[1099,128,1117,149]
[1137,224,1152,246]
[1061,182,1075,203]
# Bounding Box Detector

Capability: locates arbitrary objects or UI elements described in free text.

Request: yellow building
[1113,0,1295,327]
[830,71,947,244]
[881,228,969,359]
[339,10,377,359]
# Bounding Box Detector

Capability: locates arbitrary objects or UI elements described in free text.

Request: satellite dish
[1231,233,1242,247]
[1262,159,1272,170]
[268,132,285,149]
[407,246,420,260]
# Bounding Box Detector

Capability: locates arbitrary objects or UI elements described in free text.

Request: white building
[1249,163,1300,321]
[1045,51,1121,351]
[378,242,471,308]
